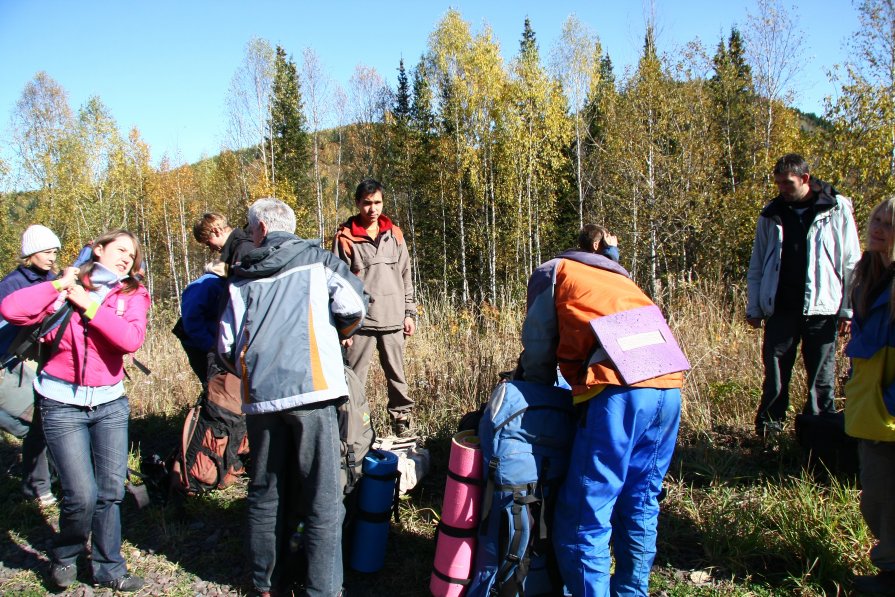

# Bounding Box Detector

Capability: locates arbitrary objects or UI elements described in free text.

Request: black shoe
[853,570,895,595]
[96,573,145,592]
[391,418,416,439]
[50,563,77,588]
[756,420,783,438]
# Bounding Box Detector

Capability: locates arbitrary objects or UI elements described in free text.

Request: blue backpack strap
[479,456,499,529]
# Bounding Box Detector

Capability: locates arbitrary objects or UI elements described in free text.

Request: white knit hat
[21,225,61,257]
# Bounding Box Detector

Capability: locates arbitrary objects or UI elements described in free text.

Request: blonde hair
[852,197,895,321]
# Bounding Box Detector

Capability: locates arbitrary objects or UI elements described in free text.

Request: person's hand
[838,317,852,335]
[56,267,80,291]
[603,233,618,247]
[341,338,353,348]
[403,316,416,337]
[746,317,763,329]
[66,284,92,310]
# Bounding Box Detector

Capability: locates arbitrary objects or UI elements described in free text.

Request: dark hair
[193,213,230,243]
[354,178,384,202]
[79,230,144,294]
[577,224,610,252]
[773,153,810,177]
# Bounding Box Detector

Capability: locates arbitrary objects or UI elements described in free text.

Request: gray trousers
[346,329,412,422]
[860,440,895,570]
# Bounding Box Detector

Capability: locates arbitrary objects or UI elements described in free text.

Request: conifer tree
[268,46,311,232]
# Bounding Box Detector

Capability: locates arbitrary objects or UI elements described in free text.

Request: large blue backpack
[466,380,576,597]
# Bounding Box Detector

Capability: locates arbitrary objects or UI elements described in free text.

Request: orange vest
[554,259,683,397]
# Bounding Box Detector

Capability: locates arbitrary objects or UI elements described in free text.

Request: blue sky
[0,0,860,170]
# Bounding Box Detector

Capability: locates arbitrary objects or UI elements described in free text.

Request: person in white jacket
[746,153,861,437]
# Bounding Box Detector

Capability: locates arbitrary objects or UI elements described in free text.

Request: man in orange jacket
[519,227,684,596]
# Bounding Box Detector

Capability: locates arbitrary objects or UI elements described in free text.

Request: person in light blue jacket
[219,198,367,597]
[746,154,861,437]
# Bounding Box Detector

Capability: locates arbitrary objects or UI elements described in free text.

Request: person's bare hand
[403,316,416,337]
[56,267,80,291]
[341,338,353,348]
[66,285,92,310]
[603,233,618,247]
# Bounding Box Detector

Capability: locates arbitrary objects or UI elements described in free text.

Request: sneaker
[50,563,77,588]
[391,418,416,439]
[96,573,145,592]
[36,491,57,506]
[853,570,895,594]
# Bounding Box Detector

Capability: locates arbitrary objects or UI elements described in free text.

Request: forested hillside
[2,4,894,305]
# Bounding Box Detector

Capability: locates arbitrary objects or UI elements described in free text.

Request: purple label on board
[589,305,690,385]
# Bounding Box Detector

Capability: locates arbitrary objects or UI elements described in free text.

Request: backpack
[170,371,250,495]
[466,380,576,597]
[1,303,74,370]
[339,365,375,495]
[795,411,860,479]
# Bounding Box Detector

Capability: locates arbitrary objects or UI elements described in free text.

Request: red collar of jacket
[348,214,394,240]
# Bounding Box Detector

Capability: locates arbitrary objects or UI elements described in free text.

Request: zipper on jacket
[81,322,89,406]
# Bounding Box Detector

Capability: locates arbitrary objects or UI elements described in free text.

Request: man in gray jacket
[219,198,367,597]
[333,179,417,437]
[746,154,861,437]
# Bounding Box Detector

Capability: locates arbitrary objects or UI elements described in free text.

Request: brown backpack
[171,372,249,494]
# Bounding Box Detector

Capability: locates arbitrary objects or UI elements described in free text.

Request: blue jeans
[40,395,130,583]
[553,386,681,597]
[246,402,344,596]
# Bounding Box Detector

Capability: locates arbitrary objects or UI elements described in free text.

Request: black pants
[755,312,838,432]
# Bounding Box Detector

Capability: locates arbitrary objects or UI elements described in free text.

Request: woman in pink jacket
[0,229,150,592]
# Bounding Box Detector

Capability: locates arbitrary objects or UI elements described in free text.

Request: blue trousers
[553,386,681,597]
[40,395,130,583]
[246,402,344,596]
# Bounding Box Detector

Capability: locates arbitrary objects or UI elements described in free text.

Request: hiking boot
[95,573,144,592]
[853,570,895,595]
[756,420,783,439]
[392,418,416,439]
[50,563,77,588]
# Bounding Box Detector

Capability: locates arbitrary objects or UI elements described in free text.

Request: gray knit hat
[21,225,61,257]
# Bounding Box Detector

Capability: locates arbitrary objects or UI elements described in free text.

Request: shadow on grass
[0,436,59,592]
[119,412,458,595]
[120,410,253,590]
[661,423,860,594]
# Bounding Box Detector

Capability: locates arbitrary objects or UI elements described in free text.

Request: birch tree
[225,38,275,188]
[301,48,331,239]
[552,15,603,227]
